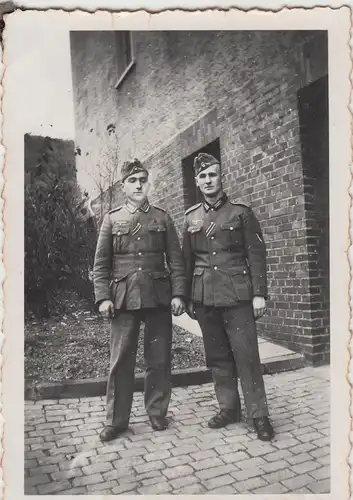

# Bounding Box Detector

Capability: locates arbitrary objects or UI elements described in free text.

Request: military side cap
[193,153,220,176]
[120,158,148,182]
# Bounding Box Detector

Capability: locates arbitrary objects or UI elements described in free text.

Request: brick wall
[70,30,329,364]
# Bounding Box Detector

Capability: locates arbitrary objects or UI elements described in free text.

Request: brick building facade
[70,31,329,365]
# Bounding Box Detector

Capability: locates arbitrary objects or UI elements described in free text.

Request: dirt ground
[25,291,206,384]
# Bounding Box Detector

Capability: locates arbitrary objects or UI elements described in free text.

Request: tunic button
[212,251,216,255]
[114,279,118,283]
[117,231,121,235]
[137,237,141,240]
[243,270,247,274]
[214,266,218,270]
[138,267,142,271]
[211,236,214,240]
[138,252,142,256]
[230,227,234,230]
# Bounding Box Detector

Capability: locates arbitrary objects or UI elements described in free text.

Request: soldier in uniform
[182,153,274,441]
[93,159,186,442]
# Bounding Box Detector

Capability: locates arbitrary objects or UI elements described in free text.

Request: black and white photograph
[1,7,351,499]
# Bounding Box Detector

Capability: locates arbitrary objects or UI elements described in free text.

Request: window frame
[115,31,135,89]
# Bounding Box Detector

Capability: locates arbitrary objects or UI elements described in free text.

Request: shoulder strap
[185,202,202,215]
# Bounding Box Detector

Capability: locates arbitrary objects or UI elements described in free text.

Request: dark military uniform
[94,198,185,428]
[182,193,269,419]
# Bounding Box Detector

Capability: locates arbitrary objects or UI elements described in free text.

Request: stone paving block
[231,467,263,482]
[190,449,218,461]
[308,465,330,480]
[134,460,164,474]
[290,459,322,475]
[286,452,313,465]
[92,451,119,463]
[282,473,316,490]
[264,467,296,483]
[138,481,172,494]
[58,486,88,494]
[237,456,267,470]
[144,449,171,462]
[24,486,38,495]
[51,468,83,481]
[318,454,330,466]
[86,480,119,492]
[170,444,200,456]
[253,482,289,494]
[196,464,234,481]
[260,459,289,473]
[234,476,268,493]
[72,472,104,487]
[25,474,51,487]
[113,456,145,468]
[173,483,206,494]
[288,441,317,454]
[262,448,292,462]
[37,480,71,495]
[206,485,237,494]
[28,464,59,476]
[307,478,331,493]
[273,437,301,449]
[164,454,193,468]
[192,457,223,471]
[203,473,235,491]
[169,474,200,490]
[82,462,113,475]
[112,482,140,494]
[163,464,194,479]
[198,438,226,450]
[120,447,148,458]
[221,451,249,464]
[104,468,134,482]
[297,431,325,443]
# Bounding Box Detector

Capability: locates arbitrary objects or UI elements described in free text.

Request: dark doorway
[182,138,221,210]
[297,75,330,360]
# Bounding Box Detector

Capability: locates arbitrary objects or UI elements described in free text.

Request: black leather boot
[149,416,168,431]
[99,425,128,442]
[253,417,274,441]
[208,409,241,429]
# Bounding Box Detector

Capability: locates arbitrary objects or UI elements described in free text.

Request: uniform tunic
[93,200,186,427]
[182,194,269,419]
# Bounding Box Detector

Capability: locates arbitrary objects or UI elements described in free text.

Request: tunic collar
[125,199,150,214]
[203,193,228,212]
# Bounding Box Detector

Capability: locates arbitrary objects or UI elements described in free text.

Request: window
[115,31,135,88]
[182,138,221,210]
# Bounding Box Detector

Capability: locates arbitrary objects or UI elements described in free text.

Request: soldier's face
[121,172,150,205]
[195,164,222,197]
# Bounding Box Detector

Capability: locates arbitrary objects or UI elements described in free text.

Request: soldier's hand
[253,296,266,319]
[171,297,185,316]
[99,300,115,319]
[186,301,197,320]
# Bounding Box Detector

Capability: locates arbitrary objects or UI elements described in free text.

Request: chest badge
[132,222,142,236]
[205,221,216,238]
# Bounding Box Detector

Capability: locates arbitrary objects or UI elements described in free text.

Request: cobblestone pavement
[25,366,330,495]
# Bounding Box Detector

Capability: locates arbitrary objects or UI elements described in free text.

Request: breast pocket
[147,222,166,251]
[220,217,243,248]
[112,223,130,253]
[187,221,203,250]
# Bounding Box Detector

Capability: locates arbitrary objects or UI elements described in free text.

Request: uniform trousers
[195,302,269,419]
[106,307,172,427]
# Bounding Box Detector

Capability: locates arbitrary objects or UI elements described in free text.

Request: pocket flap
[221,218,241,231]
[148,222,166,232]
[193,268,205,276]
[111,272,130,283]
[229,267,249,276]
[188,222,203,233]
[112,222,130,235]
[151,271,170,279]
